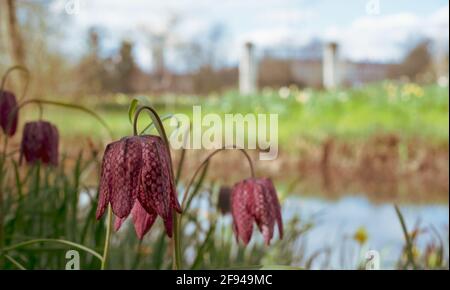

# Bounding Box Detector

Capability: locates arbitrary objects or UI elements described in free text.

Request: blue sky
[52,0,449,71]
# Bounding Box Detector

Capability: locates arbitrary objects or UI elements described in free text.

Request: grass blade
[2,238,103,262]
[4,254,27,270]
[394,204,417,269]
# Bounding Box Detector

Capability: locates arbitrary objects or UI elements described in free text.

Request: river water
[81,190,449,269]
[281,196,449,269]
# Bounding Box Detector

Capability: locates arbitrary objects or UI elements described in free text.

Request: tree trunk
[5,0,25,66]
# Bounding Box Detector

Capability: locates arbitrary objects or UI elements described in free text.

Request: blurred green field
[22,82,449,146]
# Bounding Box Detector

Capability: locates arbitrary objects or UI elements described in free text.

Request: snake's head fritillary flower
[231,178,283,245]
[217,186,231,214]
[19,121,59,166]
[0,90,18,136]
[96,135,181,239]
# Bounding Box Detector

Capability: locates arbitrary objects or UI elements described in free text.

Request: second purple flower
[20,120,59,166]
[231,178,283,245]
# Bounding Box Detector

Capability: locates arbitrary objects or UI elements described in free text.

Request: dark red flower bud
[19,121,59,166]
[96,135,181,239]
[217,186,231,214]
[231,178,283,245]
[0,90,18,136]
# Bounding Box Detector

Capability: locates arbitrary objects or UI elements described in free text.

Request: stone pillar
[435,39,449,86]
[323,42,339,89]
[239,42,257,95]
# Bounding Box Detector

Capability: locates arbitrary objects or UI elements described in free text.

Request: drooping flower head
[96,135,181,239]
[231,178,283,245]
[19,120,59,166]
[0,90,18,136]
[217,185,231,214]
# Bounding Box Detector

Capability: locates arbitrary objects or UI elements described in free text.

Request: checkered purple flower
[96,135,181,239]
[231,178,283,245]
[20,121,59,166]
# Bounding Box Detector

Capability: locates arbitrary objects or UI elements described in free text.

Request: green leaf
[128,98,139,124]
[191,222,216,269]
[185,161,210,211]
[4,254,27,270]
[140,113,175,135]
[394,204,417,269]
[152,231,168,269]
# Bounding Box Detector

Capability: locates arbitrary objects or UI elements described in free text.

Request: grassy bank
[20,82,449,146]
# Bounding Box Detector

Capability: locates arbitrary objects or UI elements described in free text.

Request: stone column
[239,42,257,95]
[435,39,449,86]
[323,42,339,89]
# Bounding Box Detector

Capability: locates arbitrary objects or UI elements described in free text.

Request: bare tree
[3,0,25,66]
[141,14,180,91]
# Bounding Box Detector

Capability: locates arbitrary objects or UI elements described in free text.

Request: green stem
[101,205,113,270]
[181,146,255,210]
[172,212,182,270]
[175,123,190,185]
[12,99,113,140]
[0,65,30,101]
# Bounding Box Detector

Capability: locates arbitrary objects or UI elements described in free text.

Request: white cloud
[257,9,315,25]
[426,4,449,40]
[323,5,449,62]
[54,0,449,66]
[239,27,313,47]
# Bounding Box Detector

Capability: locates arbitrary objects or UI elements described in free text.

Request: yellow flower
[384,82,398,101]
[353,226,368,245]
[296,91,311,104]
[403,246,420,261]
[402,83,424,98]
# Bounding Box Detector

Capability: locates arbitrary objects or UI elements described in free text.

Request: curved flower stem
[181,146,255,210]
[175,146,255,268]
[11,99,113,139]
[101,205,113,270]
[132,106,182,270]
[0,65,30,101]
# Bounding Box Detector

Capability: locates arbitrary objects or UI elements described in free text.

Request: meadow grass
[22,82,449,146]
